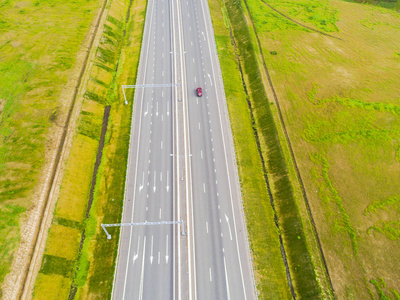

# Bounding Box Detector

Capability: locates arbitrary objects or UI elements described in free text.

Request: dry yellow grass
[81,99,105,116]
[33,273,70,300]
[55,134,98,223]
[45,225,81,260]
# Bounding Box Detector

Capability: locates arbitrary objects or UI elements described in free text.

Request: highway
[112,0,257,299]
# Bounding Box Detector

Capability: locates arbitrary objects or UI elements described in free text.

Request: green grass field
[0,0,101,293]
[242,0,400,297]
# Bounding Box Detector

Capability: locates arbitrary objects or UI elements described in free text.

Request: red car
[196,87,203,97]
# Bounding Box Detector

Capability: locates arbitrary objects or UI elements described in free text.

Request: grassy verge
[220,0,326,298]
[0,0,101,293]
[243,0,400,298]
[32,0,146,298]
[73,0,146,297]
[208,0,292,298]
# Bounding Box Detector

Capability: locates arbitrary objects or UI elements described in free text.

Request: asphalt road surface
[111,0,257,299]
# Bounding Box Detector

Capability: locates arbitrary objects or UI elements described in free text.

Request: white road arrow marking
[201,31,206,41]
[167,101,170,116]
[225,214,233,241]
[144,103,148,116]
[166,171,170,192]
[150,235,154,264]
[138,236,146,300]
[156,102,159,117]
[207,73,213,86]
[165,234,169,264]
[133,236,140,264]
[153,171,156,193]
[139,172,144,192]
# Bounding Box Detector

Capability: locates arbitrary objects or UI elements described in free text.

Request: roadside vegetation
[238,0,400,298]
[32,0,146,298]
[209,0,293,298]
[0,0,101,294]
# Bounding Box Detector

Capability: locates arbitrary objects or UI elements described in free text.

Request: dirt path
[1,1,110,299]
